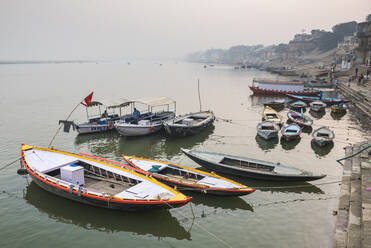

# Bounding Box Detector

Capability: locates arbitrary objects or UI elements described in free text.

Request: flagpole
[48,92,93,149]
[48,102,81,148]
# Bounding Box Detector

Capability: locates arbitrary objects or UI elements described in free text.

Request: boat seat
[129,159,167,172]
[197,176,238,188]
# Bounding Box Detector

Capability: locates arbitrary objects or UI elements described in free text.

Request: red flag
[81,92,93,107]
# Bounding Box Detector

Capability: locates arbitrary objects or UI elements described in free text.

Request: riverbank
[333,141,371,248]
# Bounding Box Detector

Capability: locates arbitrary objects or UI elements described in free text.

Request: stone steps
[338,83,371,120]
[334,142,371,248]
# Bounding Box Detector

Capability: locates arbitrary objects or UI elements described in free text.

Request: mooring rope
[165,201,234,248]
[0,157,21,172]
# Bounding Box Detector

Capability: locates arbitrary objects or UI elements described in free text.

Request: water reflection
[309,109,326,119]
[301,126,313,134]
[75,126,214,159]
[280,137,301,150]
[188,192,254,211]
[311,140,334,157]
[331,111,346,120]
[255,135,279,151]
[24,182,191,240]
[218,174,324,194]
[250,95,287,111]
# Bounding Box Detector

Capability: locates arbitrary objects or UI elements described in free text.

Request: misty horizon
[1,0,370,61]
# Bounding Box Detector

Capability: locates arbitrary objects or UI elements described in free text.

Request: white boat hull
[115,123,163,136]
[76,123,115,134]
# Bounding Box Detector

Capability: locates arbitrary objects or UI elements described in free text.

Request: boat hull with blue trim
[286,94,349,105]
[123,155,255,196]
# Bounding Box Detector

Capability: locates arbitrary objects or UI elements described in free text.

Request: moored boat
[262,106,283,125]
[331,103,347,114]
[309,101,326,112]
[305,80,333,88]
[286,94,350,105]
[21,145,191,211]
[249,78,320,96]
[290,101,307,112]
[312,126,334,147]
[164,111,215,137]
[263,99,286,110]
[122,155,255,196]
[281,124,302,141]
[181,149,326,181]
[287,110,313,127]
[114,97,176,137]
[257,121,280,140]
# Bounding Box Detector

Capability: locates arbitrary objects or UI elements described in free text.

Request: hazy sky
[0,0,370,60]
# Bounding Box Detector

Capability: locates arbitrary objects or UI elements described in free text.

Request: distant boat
[181,149,326,181]
[250,78,320,96]
[122,155,255,196]
[286,94,350,105]
[312,126,334,147]
[309,101,326,112]
[263,99,285,110]
[21,145,191,211]
[331,103,347,114]
[164,111,215,137]
[305,80,333,88]
[262,106,283,125]
[290,101,307,112]
[257,121,280,140]
[281,124,302,141]
[287,110,313,127]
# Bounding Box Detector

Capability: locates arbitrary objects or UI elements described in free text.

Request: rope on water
[165,202,234,248]
[0,157,21,172]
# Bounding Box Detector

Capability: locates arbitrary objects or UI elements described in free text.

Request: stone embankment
[334,141,371,248]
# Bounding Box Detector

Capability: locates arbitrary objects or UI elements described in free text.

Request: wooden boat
[21,145,191,211]
[331,103,347,114]
[309,101,326,112]
[75,100,132,134]
[312,127,335,147]
[290,101,307,111]
[287,110,313,127]
[286,94,350,105]
[305,80,333,88]
[122,155,255,196]
[164,111,215,137]
[114,97,176,136]
[250,78,320,96]
[281,124,302,141]
[257,121,280,140]
[263,99,285,110]
[181,149,326,181]
[262,106,283,125]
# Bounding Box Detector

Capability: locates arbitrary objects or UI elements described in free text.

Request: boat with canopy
[21,144,191,211]
[114,97,176,136]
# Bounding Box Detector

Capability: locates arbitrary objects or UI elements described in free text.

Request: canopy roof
[87,101,104,107]
[107,99,133,109]
[135,96,175,107]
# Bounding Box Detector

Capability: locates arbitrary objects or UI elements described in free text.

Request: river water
[0,61,369,248]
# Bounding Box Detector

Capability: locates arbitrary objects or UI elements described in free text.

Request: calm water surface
[0,61,369,248]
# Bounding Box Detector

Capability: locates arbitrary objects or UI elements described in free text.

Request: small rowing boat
[263,99,285,111]
[312,126,334,147]
[21,145,191,211]
[290,101,307,112]
[181,149,326,181]
[309,101,326,112]
[331,103,347,114]
[287,110,313,127]
[164,111,215,137]
[122,155,255,196]
[281,124,301,141]
[257,121,280,140]
[262,106,282,125]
